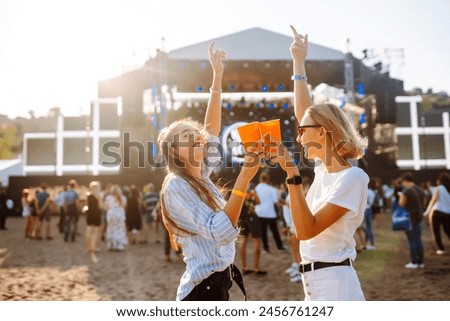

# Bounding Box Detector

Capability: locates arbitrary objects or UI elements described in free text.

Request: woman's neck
[320,148,351,173]
[186,166,202,179]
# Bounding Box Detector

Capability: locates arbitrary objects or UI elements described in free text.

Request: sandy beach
[0,215,449,301]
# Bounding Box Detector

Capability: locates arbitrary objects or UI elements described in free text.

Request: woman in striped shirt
[158,42,262,301]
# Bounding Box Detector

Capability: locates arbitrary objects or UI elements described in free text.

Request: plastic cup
[259,119,281,151]
[237,122,261,151]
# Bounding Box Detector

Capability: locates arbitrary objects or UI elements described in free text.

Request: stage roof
[168,27,344,61]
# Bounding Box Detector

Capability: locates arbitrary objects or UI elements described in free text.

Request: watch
[286,175,303,185]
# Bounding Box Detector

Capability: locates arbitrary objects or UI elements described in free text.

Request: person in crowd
[364,178,378,250]
[141,183,160,244]
[371,177,385,228]
[238,183,267,275]
[100,182,112,242]
[54,186,67,234]
[382,181,394,211]
[21,188,34,240]
[126,185,143,245]
[64,180,80,242]
[158,42,262,301]
[34,183,52,240]
[281,184,302,283]
[153,199,179,262]
[254,172,286,253]
[399,172,426,269]
[104,184,128,251]
[85,181,103,256]
[270,26,369,300]
[424,172,450,255]
[421,180,436,208]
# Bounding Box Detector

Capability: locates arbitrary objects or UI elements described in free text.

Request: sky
[0,0,449,119]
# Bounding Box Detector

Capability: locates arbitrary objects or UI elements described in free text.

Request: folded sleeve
[164,178,238,245]
[326,169,369,213]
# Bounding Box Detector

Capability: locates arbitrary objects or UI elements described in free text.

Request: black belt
[299,258,351,274]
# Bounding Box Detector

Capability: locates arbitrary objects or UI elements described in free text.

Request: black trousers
[432,210,450,251]
[259,217,284,251]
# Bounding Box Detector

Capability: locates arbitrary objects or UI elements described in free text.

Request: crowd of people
[13,180,168,263]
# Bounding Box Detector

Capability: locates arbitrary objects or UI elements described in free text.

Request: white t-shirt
[254,183,279,219]
[300,163,369,263]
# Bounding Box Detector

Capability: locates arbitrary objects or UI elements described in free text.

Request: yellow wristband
[232,189,247,198]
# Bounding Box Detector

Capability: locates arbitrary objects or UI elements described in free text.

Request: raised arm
[290,25,312,122]
[204,41,226,136]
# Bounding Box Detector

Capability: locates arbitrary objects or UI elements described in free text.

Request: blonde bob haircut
[306,103,367,160]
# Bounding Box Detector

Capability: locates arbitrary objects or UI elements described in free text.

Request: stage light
[269,103,275,109]
[230,85,236,91]
[283,103,289,109]
[197,86,204,92]
[226,103,232,110]
[278,85,284,91]
[261,85,268,92]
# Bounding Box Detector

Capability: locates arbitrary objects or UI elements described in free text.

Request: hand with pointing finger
[290,25,308,63]
[208,41,227,76]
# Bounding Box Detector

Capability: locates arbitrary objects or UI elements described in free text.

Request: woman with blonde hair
[104,184,128,251]
[158,42,262,301]
[271,26,369,301]
[85,181,103,256]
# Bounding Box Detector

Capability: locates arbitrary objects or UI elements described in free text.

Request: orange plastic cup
[259,119,281,151]
[237,122,261,151]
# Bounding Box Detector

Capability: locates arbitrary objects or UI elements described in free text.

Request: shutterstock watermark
[101,132,351,169]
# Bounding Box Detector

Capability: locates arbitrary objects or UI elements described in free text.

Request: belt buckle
[299,263,305,274]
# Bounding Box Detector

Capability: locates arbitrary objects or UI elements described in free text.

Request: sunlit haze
[0,0,449,118]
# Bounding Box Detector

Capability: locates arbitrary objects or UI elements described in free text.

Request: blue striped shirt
[163,136,238,300]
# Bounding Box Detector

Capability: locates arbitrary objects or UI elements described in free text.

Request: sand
[0,215,449,301]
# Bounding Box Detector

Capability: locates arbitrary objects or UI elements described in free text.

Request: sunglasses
[297,125,322,136]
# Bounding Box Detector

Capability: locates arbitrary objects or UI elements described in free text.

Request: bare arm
[424,189,439,216]
[290,25,312,122]
[204,41,226,136]
[223,146,263,226]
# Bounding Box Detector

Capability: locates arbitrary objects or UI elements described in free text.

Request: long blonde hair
[109,184,124,207]
[306,103,367,159]
[157,118,222,251]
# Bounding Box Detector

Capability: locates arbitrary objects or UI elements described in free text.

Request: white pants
[302,265,365,301]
